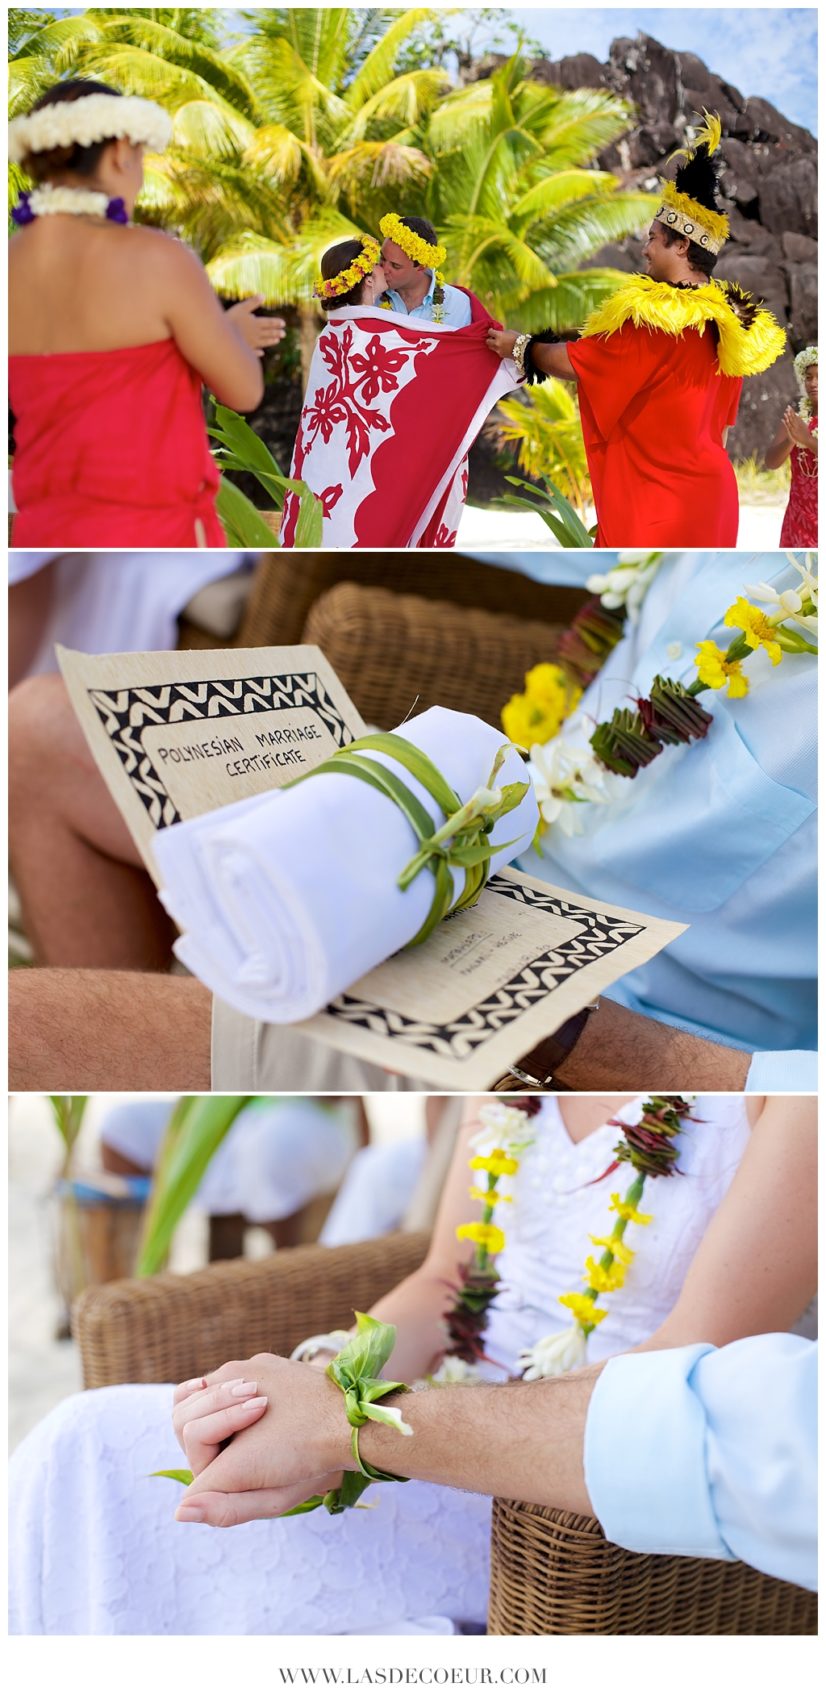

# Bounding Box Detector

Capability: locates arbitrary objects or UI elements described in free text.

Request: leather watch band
[510,1002,599,1087]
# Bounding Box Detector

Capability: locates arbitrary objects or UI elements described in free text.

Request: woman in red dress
[9,81,285,548]
[767,347,818,548]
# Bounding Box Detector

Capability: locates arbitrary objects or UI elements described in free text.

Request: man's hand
[226,297,287,355]
[174,1354,352,1528]
[486,328,518,358]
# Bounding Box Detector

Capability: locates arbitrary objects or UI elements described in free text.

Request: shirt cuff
[745,1050,818,1092]
[584,1345,736,1563]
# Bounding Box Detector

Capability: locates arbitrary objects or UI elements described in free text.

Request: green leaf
[136,1096,252,1275]
[151,1468,194,1486]
[216,477,280,548]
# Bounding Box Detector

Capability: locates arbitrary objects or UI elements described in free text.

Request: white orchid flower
[428,1357,485,1387]
[518,1325,587,1380]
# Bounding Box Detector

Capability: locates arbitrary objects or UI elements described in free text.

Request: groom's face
[381,239,420,291]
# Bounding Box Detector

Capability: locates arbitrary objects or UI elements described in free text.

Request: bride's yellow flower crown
[313,235,380,301]
[379,212,446,286]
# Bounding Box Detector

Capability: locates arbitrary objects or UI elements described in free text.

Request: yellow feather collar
[580,275,786,378]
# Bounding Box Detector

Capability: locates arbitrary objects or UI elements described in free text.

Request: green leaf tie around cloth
[152,1313,412,1519]
[286,733,530,947]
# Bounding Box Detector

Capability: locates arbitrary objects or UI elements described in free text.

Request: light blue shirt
[383,271,472,328]
[584,1336,817,1592]
[502,552,816,1089]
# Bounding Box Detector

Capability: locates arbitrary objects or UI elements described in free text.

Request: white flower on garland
[26,185,116,219]
[529,734,624,840]
[8,94,172,162]
[518,1325,587,1380]
[586,551,663,621]
[425,1356,485,1388]
[745,552,818,640]
[469,1100,536,1153]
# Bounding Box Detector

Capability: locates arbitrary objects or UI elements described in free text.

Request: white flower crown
[793,344,818,388]
[8,93,172,164]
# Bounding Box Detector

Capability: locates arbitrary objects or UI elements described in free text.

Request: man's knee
[9,675,76,801]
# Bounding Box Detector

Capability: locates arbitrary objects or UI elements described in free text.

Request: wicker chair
[233,554,587,650]
[303,582,572,730]
[72,1237,816,1636]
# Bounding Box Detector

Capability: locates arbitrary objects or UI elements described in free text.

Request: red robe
[568,321,742,547]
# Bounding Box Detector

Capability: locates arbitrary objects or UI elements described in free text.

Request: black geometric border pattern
[86,673,356,829]
[326,872,645,1061]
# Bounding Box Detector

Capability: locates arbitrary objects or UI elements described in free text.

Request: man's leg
[9,675,175,969]
[9,970,212,1090]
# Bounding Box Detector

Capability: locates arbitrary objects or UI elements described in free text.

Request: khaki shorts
[211,997,435,1093]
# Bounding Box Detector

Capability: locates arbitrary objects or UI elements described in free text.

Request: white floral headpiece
[9,94,172,164]
[793,345,818,388]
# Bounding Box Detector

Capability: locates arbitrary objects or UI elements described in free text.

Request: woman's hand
[783,406,817,450]
[226,297,287,355]
[486,328,518,358]
[172,1371,269,1478]
[174,1354,352,1526]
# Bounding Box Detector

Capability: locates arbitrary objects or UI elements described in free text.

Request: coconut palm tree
[423,56,658,326]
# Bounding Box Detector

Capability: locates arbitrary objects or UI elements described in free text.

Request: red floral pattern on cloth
[779,418,818,548]
[280,301,518,548]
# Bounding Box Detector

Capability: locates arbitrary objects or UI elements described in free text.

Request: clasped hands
[171,1354,352,1528]
[782,405,817,450]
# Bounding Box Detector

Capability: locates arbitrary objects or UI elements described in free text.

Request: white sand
[456,503,785,554]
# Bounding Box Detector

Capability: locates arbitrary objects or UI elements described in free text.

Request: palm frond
[503,268,630,332]
[344,8,436,108]
[57,14,259,119]
[171,100,256,160]
[327,141,432,199]
[531,191,657,272]
[344,68,449,141]
[510,168,618,225]
[529,88,638,166]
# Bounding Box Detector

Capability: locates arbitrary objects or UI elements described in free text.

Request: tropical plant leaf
[136,1095,253,1275]
[151,1468,194,1486]
[215,477,281,548]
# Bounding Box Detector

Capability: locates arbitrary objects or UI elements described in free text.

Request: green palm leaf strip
[152,1312,411,1517]
[136,1095,252,1276]
[288,734,529,947]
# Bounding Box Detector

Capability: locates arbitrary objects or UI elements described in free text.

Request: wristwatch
[506,1002,600,1089]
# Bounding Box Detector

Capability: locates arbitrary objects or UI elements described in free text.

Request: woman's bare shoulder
[129,224,204,274]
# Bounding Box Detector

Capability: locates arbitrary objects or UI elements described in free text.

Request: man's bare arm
[537,997,750,1091]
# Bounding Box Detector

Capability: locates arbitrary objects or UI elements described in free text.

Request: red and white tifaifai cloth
[280,292,521,548]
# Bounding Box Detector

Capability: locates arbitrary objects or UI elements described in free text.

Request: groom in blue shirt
[379,213,474,328]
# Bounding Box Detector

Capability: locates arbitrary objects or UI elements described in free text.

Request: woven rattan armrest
[72,1231,428,1389]
[303,581,570,731]
[488,1500,817,1636]
[235,555,587,649]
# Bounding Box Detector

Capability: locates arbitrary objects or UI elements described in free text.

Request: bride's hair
[20,79,123,183]
[318,239,375,311]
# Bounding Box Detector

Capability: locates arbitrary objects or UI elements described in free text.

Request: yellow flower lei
[313,235,380,301]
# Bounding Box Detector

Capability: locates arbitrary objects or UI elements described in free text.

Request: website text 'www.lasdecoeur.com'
[276,1668,547,1687]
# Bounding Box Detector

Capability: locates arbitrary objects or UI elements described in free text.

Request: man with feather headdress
[488,115,787,547]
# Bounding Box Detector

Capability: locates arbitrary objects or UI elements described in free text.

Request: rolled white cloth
[153,706,537,1023]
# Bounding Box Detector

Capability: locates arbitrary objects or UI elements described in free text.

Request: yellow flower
[468,1149,519,1178]
[380,212,446,271]
[590,1234,636,1265]
[609,1193,653,1226]
[724,597,782,665]
[584,1255,628,1293]
[559,1291,608,1329]
[455,1222,506,1255]
[695,640,749,698]
[470,1187,512,1207]
[501,691,566,748]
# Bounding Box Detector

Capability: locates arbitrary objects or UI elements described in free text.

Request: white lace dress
[9,1095,762,1635]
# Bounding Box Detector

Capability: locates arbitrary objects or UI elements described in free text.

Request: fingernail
[182,1377,206,1392]
[228,1380,257,1397]
[242,1395,268,1410]
[176,1503,204,1522]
